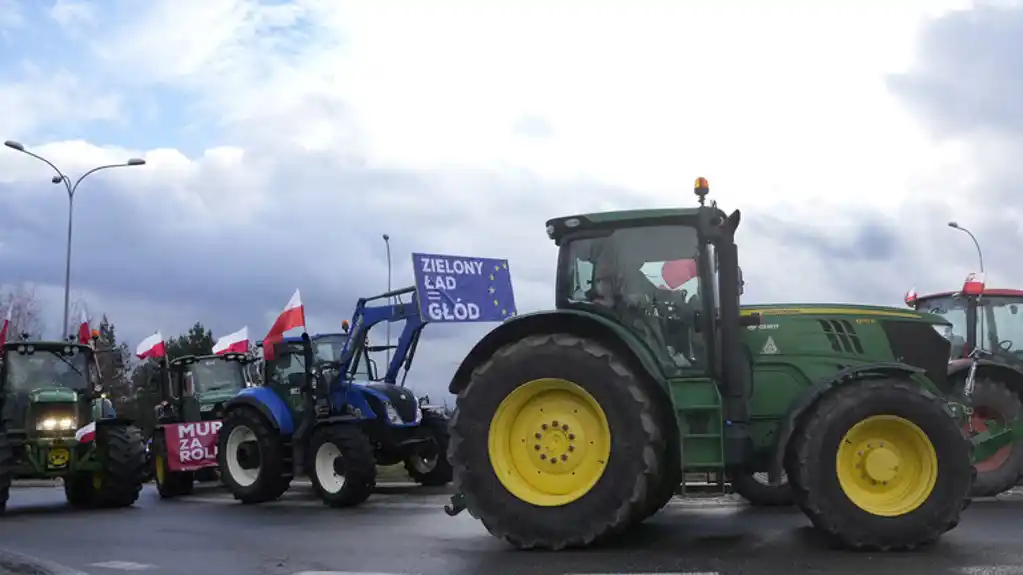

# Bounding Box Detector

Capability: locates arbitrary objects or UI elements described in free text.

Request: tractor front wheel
[0,432,12,515]
[91,424,147,508]
[450,333,663,550]
[731,470,793,507]
[787,378,973,550]
[404,414,453,487]
[217,407,291,504]
[307,423,376,507]
[959,378,1023,497]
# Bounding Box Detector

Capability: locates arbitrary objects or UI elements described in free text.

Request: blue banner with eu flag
[412,253,517,323]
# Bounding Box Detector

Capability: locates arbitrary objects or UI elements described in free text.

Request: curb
[0,549,89,575]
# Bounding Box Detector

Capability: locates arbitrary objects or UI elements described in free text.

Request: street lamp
[382,233,392,368]
[948,221,985,274]
[4,140,146,337]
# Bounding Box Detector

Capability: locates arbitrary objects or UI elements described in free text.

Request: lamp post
[382,233,392,368]
[948,221,985,274]
[4,140,146,337]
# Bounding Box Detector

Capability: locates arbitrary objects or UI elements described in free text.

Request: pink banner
[164,421,222,472]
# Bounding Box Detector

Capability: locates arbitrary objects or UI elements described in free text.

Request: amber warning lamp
[694,177,710,206]
[341,319,350,333]
[91,329,100,340]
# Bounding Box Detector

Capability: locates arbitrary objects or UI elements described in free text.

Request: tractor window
[4,348,90,392]
[560,224,706,376]
[983,297,1023,364]
[915,296,969,358]
[188,359,246,394]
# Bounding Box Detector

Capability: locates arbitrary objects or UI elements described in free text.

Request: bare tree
[0,284,44,340]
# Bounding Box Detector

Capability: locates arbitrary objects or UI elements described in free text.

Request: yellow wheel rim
[92,472,103,491]
[488,378,611,506]
[156,455,165,486]
[836,415,938,517]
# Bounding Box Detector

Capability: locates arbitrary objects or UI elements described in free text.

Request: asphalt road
[3,483,1023,575]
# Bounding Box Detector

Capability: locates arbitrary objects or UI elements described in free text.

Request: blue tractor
[216,286,449,507]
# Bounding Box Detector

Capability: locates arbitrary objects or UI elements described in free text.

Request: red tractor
[908,273,1023,496]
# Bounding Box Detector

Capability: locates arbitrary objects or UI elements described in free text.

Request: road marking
[568,572,719,575]
[292,572,413,575]
[88,561,156,570]
[960,567,1023,575]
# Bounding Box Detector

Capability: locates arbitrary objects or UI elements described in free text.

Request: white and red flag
[75,421,96,443]
[262,290,306,360]
[213,326,250,355]
[963,272,986,296]
[78,309,91,345]
[0,306,10,349]
[904,287,918,306]
[136,331,167,360]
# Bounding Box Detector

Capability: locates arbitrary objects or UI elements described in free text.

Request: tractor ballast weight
[445,178,975,552]
[0,338,145,513]
[149,352,254,498]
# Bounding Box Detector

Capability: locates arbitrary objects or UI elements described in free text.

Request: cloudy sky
[0,0,1016,398]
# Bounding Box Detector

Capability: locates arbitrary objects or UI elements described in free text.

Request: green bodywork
[0,340,112,478]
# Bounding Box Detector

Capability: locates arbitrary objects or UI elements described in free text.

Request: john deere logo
[48,448,70,468]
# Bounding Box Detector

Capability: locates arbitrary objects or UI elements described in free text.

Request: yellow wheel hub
[488,378,611,506]
[836,415,938,517]
[156,455,165,485]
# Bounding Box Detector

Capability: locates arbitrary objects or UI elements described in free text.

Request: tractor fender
[448,309,665,396]
[947,358,1023,397]
[341,383,379,420]
[225,387,295,435]
[768,362,928,485]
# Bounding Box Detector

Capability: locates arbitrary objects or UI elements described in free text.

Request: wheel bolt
[535,433,542,439]
[534,445,540,451]
[561,454,568,461]
[568,445,575,452]
[552,420,559,426]
[542,424,548,430]
[550,458,557,464]
[540,454,546,460]
[562,424,569,431]
[568,434,576,440]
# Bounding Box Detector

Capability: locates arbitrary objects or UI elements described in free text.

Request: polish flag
[905,287,918,306]
[136,331,167,360]
[75,421,96,443]
[661,259,699,290]
[78,309,91,345]
[262,290,305,360]
[0,306,10,349]
[213,326,250,355]
[963,272,986,296]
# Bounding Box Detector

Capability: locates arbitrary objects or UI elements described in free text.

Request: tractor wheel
[64,472,94,507]
[959,378,1023,497]
[404,414,454,487]
[0,432,12,515]
[731,470,793,507]
[307,423,376,507]
[787,378,973,551]
[633,391,679,524]
[218,407,291,504]
[91,424,147,508]
[449,333,662,550]
[154,455,195,499]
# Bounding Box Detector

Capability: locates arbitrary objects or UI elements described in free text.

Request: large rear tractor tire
[633,393,680,524]
[217,407,291,504]
[404,413,454,487]
[731,470,793,507]
[307,423,376,508]
[449,333,664,550]
[91,424,147,508]
[787,378,973,551]
[959,378,1023,497]
[153,434,195,499]
[0,432,12,515]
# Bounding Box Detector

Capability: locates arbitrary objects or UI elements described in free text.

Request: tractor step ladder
[668,378,725,496]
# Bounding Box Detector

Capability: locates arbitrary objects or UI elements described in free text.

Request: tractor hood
[740,303,950,326]
[28,387,79,403]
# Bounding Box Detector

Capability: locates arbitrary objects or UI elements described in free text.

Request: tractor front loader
[444,178,976,552]
[149,352,254,498]
[0,336,145,513]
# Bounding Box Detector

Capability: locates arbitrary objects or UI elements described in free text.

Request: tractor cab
[156,353,253,423]
[0,340,102,439]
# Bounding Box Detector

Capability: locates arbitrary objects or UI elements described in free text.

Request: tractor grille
[881,320,952,393]
[818,319,865,354]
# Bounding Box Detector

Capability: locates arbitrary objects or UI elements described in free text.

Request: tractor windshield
[916,294,1023,364]
[914,295,970,358]
[186,358,246,394]
[3,347,91,393]
[559,224,706,376]
[313,334,374,380]
[265,343,307,388]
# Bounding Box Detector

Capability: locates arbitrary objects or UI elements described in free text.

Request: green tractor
[149,352,255,498]
[0,338,146,512]
[444,178,984,551]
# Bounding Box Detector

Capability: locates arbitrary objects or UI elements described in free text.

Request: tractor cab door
[177,370,202,421]
[980,296,1023,368]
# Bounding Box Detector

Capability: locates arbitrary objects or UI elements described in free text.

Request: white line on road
[959,567,1023,575]
[568,572,719,575]
[88,561,157,571]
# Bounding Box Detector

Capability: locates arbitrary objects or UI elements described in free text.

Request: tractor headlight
[37,417,75,431]
[383,401,403,425]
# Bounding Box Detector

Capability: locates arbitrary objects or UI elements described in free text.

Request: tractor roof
[916,288,1023,301]
[254,332,348,347]
[170,353,250,366]
[545,206,725,245]
[740,303,950,325]
[1,340,94,352]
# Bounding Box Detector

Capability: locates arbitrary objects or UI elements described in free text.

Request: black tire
[307,423,376,507]
[64,472,93,507]
[449,333,663,550]
[960,378,1023,497]
[633,389,679,524]
[153,434,195,499]
[731,470,794,507]
[404,414,454,487]
[787,378,973,551]
[217,407,291,504]
[92,424,146,508]
[0,431,12,515]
